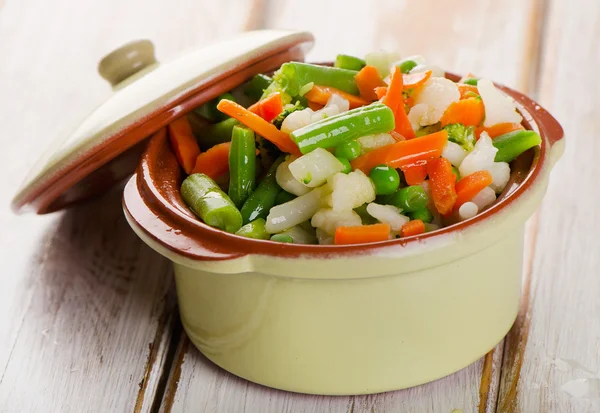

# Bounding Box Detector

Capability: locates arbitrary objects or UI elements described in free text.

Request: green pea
[334,140,361,161]
[270,234,294,243]
[334,54,366,71]
[235,218,270,240]
[369,165,400,195]
[409,208,434,223]
[337,157,352,174]
[397,60,417,74]
[378,185,428,213]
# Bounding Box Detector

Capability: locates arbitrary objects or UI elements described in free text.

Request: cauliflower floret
[281,108,315,134]
[326,93,350,113]
[458,202,478,221]
[410,63,445,78]
[357,133,396,154]
[316,228,334,245]
[471,187,496,211]
[366,203,410,231]
[442,141,468,167]
[324,170,376,211]
[459,132,511,194]
[281,94,349,134]
[408,103,429,131]
[410,78,460,126]
[478,78,523,127]
[311,208,362,235]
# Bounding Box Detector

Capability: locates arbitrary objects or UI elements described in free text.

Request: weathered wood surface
[496,0,600,411]
[0,0,257,412]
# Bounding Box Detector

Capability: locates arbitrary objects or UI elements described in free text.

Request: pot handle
[98,39,159,89]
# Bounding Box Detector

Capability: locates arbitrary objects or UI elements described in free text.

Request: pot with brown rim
[13,30,564,395]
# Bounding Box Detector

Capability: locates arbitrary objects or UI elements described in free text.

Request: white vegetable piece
[316,228,334,245]
[458,202,479,221]
[471,187,496,211]
[311,208,362,235]
[459,132,498,177]
[279,224,318,244]
[288,148,344,188]
[327,93,350,113]
[424,223,440,232]
[281,108,314,134]
[366,203,410,231]
[410,78,460,126]
[408,103,429,132]
[410,63,445,78]
[442,141,468,167]
[265,186,328,233]
[357,133,397,154]
[276,157,311,196]
[478,78,523,127]
[324,170,376,211]
[488,161,511,193]
[365,50,401,78]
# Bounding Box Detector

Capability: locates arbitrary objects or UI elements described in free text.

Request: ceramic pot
[122,75,564,395]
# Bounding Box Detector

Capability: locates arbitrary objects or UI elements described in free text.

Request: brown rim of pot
[123,72,564,261]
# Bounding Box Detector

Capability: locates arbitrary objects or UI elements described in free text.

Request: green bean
[229,126,257,208]
[397,60,418,74]
[274,190,296,206]
[270,234,294,243]
[196,118,238,150]
[378,185,428,213]
[493,130,542,163]
[291,102,395,154]
[280,62,360,96]
[195,93,236,122]
[337,157,352,174]
[408,208,434,223]
[334,54,366,71]
[240,156,285,224]
[463,78,479,86]
[334,140,361,161]
[244,74,272,101]
[235,218,270,240]
[181,174,243,233]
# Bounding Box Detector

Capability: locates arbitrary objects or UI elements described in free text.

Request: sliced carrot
[216,99,300,155]
[402,163,428,185]
[400,219,425,237]
[167,117,201,174]
[307,101,324,111]
[375,86,388,100]
[334,223,391,245]
[248,92,283,122]
[190,142,231,179]
[426,157,457,215]
[354,65,386,101]
[476,122,525,139]
[458,84,479,100]
[402,70,432,90]
[383,67,416,139]
[454,170,493,210]
[304,85,370,109]
[351,130,448,173]
[440,97,485,127]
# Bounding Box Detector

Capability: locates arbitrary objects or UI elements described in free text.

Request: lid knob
[98,40,158,87]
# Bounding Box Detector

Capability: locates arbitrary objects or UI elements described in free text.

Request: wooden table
[1,0,598,411]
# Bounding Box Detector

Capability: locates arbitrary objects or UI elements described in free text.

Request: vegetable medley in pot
[169,52,541,245]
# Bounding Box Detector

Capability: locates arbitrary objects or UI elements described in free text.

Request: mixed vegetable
[169,53,541,245]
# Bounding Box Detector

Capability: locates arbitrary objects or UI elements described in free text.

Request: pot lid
[12,30,314,214]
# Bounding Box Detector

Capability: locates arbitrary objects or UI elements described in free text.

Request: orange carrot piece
[383,67,416,139]
[458,84,479,100]
[400,219,425,237]
[375,86,388,100]
[334,223,391,245]
[440,97,485,127]
[167,117,201,174]
[476,122,525,139]
[354,65,386,101]
[216,99,300,155]
[351,130,448,173]
[248,92,284,122]
[402,70,432,90]
[304,85,370,109]
[402,164,428,185]
[307,101,324,111]
[190,142,231,179]
[426,157,457,215]
[454,170,493,210]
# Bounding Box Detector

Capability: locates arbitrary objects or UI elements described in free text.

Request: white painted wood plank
[163,1,541,412]
[497,0,600,411]
[0,0,258,411]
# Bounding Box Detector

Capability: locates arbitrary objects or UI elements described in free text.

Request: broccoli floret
[271,101,305,129]
[261,63,299,105]
[443,123,476,152]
